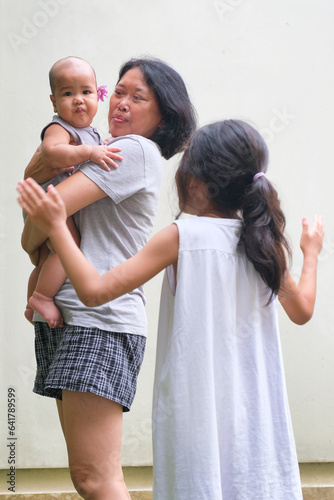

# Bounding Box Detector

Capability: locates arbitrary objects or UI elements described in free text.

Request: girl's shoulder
[174,216,242,254]
[174,216,242,232]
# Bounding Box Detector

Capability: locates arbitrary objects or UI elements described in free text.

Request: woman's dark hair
[176,119,291,299]
[118,58,197,159]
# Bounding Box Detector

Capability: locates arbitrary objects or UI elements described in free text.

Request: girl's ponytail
[239,173,291,300]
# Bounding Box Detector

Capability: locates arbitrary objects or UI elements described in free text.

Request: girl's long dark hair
[176,120,291,299]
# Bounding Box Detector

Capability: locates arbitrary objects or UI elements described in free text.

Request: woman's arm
[17,178,179,305]
[24,145,75,183]
[278,216,324,325]
[21,170,108,257]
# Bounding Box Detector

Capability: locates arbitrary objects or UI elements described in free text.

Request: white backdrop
[1,0,333,469]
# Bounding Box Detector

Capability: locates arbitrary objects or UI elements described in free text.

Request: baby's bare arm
[42,124,122,170]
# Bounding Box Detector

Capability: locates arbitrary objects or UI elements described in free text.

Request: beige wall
[1,0,333,470]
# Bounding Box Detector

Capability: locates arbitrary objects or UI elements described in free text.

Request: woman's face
[108,67,163,138]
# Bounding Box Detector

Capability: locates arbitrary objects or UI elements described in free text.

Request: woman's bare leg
[56,399,65,436]
[60,390,131,500]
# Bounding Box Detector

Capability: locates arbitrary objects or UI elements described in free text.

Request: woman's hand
[24,145,75,183]
[103,136,113,145]
[17,178,67,236]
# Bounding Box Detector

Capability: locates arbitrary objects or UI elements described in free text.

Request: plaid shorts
[33,322,146,412]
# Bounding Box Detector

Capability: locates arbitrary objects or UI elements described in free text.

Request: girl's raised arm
[278,216,324,325]
[17,178,179,305]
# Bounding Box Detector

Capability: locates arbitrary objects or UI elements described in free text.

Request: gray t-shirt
[37,134,163,336]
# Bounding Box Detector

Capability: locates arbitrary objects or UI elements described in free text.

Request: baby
[25,56,122,328]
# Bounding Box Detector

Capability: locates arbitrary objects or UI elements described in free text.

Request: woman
[21,57,197,500]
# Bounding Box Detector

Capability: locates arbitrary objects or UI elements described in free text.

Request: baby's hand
[300,215,324,258]
[90,145,123,171]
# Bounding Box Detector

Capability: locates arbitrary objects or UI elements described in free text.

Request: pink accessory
[253,172,265,182]
[97,85,108,102]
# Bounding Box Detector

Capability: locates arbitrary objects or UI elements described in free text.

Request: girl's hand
[300,215,324,258]
[89,145,123,171]
[17,178,67,236]
[279,215,324,325]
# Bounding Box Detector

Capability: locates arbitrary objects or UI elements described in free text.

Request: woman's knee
[70,463,99,498]
[69,461,125,499]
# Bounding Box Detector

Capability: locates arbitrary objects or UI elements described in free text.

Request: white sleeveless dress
[152,217,302,500]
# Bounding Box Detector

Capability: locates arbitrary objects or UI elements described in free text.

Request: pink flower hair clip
[97,85,108,102]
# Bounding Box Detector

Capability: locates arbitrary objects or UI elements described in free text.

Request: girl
[18,119,324,500]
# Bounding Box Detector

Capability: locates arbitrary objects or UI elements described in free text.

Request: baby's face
[50,60,98,129]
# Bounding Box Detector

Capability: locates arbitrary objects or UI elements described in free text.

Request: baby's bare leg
[29,252,66,328]
[29,217,80,328]
[25,243,50,325]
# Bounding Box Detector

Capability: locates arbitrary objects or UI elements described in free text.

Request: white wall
[1,0,333,469]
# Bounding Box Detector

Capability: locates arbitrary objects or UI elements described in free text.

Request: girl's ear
[188,177,205,198]
[187,177,210,215]
[50,94,57,113]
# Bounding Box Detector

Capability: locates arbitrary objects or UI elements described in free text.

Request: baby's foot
[29,291,64,328]
[24,305,35,325]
